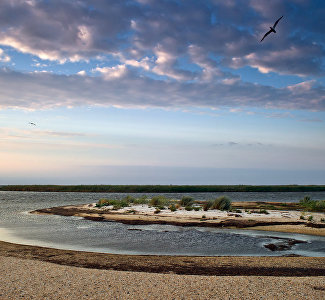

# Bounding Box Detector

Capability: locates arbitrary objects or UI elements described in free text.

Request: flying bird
[260,16,283,42]
[29,122,36,126]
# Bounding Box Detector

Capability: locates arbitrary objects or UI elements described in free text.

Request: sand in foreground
[0,256,325,300]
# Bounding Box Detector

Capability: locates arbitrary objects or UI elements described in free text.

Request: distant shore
[31,201,325,236]
[2,184,325,193]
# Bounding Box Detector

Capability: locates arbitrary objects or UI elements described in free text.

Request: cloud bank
[0,0,324,111]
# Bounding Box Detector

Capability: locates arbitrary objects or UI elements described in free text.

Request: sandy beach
[1,255,325,300]
[0,240,325,299]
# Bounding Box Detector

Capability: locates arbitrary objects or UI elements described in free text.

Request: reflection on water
[0,191,325,256]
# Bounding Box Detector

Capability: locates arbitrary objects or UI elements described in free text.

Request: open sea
[1,191,325,257]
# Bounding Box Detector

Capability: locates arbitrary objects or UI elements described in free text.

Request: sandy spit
[32,203,325,236]
[0,255,325,300]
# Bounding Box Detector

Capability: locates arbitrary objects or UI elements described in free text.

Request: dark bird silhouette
[29,122,36,126]
[260,16,283,42]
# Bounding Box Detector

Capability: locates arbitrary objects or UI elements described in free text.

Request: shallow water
[0,191,325,256]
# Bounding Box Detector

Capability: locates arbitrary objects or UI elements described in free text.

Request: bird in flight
[29,122,36,126]
[260,16,283,42]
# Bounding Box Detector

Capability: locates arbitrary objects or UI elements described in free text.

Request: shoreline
[1,240,325,276]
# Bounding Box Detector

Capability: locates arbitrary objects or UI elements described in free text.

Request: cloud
[94,65,128,80]
[0,0,323,79]
[0,1,324,113]
[0,67,324,111]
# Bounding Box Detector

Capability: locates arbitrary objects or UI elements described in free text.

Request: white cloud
[77,70,86,76]
[94,65,127,80]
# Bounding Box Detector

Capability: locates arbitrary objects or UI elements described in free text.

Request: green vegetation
[308,215,313,222]
[169,204,177,212]
[149,195,172,208]
[179,196,194,207]
[203,200,213,211]
[211,196,232,211]
[185,206,193,211]
[2,184,325,193]
[250,209,270,214]
[299,196,325,212]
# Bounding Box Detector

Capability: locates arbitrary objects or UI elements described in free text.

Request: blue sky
[0,0,324,184]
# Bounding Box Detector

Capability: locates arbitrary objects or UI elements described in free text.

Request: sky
[0,0,324,185]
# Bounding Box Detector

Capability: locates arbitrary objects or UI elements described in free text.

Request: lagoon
[1,191,325,256]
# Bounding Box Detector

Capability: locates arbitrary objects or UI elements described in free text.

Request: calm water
[1,191,325,256]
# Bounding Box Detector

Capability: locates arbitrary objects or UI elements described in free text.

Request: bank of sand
[32,202,325,236]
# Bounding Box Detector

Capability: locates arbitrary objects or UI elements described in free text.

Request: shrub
[299,196,325,212]
[133,195,149,205]
[123,195,136,203]
[149,195,169,207]
[154,208,161,214]
[308,215,313,222]
[203,200,213,211]
[194,206,202,211]
[96,198,120,207]
[300,215,305,220]
[112,204,121,210]
[211,196,232,211]
[185,206,193,211]
[321,218,325,223]
[179,196,194,207]
[201,215,206,219]
[169,204,177,212]
[259,209,269,215]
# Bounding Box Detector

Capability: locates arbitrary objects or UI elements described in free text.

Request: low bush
[203,200,213,211]
[211,196,232,211]
[308,215,313,222]
[179,196,194,207]
[299,196,325,212]
[133,195,149,205]
[193,206,202,211]
[185,206,193,211]
[154,208,161,214]
[149,195,170,207]
[169,204,177,212]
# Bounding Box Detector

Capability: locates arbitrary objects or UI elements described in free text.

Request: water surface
[1,191,325,256]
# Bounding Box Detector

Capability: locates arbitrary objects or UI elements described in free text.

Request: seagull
[29,122,36,126]
[260,16,283,42]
